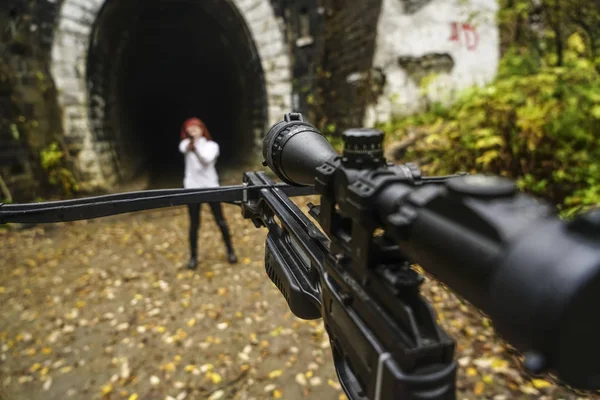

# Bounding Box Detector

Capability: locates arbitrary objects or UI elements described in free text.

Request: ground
[0,177,596,400]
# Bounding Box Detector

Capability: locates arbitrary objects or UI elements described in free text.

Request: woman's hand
[187,139,195,151]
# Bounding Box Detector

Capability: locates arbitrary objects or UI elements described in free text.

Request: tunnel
[87,0,268,188]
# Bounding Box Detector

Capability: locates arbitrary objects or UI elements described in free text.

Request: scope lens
[262,114,338,186]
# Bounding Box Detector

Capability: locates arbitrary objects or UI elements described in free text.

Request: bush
[379,35,600,218]
[40,142,79,196]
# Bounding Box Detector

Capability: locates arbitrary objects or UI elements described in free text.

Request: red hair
[180,118,212,140]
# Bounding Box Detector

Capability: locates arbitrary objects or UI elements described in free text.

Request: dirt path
[0,195,595,400]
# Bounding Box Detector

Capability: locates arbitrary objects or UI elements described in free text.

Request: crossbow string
[0,183,315,224]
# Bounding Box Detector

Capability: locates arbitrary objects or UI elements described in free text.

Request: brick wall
[0,0,65,200]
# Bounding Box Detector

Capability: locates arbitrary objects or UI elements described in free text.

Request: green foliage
[381,42,600,217]
[40,142,79,196]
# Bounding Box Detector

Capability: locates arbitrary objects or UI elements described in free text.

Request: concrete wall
[365,0,500,126]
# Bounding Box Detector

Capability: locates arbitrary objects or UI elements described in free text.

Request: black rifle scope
[263,113,600,391]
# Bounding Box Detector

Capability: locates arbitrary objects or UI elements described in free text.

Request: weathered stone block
[56,18,91,36]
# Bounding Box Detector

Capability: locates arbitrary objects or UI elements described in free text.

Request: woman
[179,117,238,269]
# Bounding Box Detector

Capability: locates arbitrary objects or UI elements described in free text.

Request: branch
[0,173,13,203]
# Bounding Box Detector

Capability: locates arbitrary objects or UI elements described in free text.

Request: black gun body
[243,170,458,400]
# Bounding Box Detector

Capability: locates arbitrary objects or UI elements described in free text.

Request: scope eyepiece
[262,113,338,186]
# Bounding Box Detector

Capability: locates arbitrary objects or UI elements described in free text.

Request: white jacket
[179,137,220,188]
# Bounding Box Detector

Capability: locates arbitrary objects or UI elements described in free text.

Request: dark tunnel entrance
[87,0,268,188]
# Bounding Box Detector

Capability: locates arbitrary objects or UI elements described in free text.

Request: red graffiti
[449,22,479,51]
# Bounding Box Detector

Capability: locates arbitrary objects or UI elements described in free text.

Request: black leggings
[187,203,234,258]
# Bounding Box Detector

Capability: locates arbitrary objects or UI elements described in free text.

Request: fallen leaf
[208,390,224,400]
[101,384,113,395]
[474,381,485,395]
[531,379,552,389]
[309,377,322,386]
[268,369,283,379]
[328,379,341,390]
[295,373,307,386]
[273,389,283,398]
[208,372,222,384]
[264,383,276,392]
[43,378,52,391]
[217,322,229,330]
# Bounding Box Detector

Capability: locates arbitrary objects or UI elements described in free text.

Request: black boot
[187,257,198,270]
[218,221,238,264]
[227,250,238,264]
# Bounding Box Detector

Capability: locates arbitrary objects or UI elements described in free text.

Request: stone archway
[50,0,292,189]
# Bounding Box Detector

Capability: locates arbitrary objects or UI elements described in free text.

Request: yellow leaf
[42,347,52,355]
[474,381,485,395]
[162,362,177,372]
[217,288,228,296]
[76,301,86,308]
[205,271,215,279]
[268,369,283,379]
[211,372,222,384]
[29,363,42,373]
[482,375,493,384]
[243,258,251,264]
[60,366,72,374]
[184,364,197,372]
[40,367,49,377]
[306,370,313,378]
[466,367,477,377]
[187,318,196,327]
[101,384,113,395]
[328,379,341,390]
[128,394,139,400]
[339,394,349,400]
[270,326,283,337]
[200,364,214,372]
[490,358,508,370]
[532,379,552,389]
[0,287,4,293]
[273,389,283,398]
[24,347,36,356]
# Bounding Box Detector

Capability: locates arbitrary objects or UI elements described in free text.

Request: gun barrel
[376,176,600,390]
